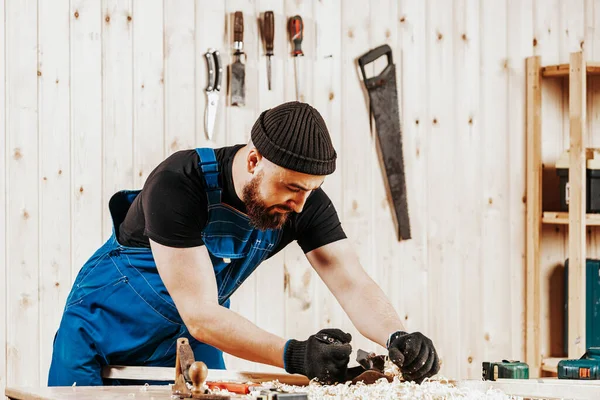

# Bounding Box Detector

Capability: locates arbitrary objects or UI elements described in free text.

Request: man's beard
[242,172,291,230]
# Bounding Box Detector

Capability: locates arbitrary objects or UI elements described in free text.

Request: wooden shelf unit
[542,211,600,226]
[541,62,600,78]
[526,51,591,376]
[540,357,564,373]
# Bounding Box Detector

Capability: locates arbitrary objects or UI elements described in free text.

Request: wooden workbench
[5,368,309,400]
[457,378,600,399]
[7,379,600,400]
[6,385,176,400]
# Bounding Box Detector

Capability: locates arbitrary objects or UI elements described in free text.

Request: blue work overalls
[48,148,282,386]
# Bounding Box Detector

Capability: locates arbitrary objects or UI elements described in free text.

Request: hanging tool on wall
[288,15,304,101]
[230,11,245,107]
[263,11,275,91]
[204,48,222,140]
[358,44,411,241]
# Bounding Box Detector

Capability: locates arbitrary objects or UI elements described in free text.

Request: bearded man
[48,101,440,387]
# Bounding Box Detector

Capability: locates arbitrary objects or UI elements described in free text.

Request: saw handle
[264,11,274,55]
[358,44,393,83]
[233,11,244,44]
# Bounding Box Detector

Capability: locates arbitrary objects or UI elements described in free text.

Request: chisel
[264,11,274,91]
[288,15,304,101]
[230,11,245,107]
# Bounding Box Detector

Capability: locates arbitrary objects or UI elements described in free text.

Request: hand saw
[358,44,411,241]
[230,11,245,107]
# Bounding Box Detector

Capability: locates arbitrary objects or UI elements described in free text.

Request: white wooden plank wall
[3,0,600,390]
[455,0,482,379]
[6,0,40,389]
[506,0,530,367]
[481,0,510,367]
[0,0,6,393]
[38,0,71,383]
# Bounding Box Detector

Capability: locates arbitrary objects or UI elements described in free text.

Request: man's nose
[290,192,310,213]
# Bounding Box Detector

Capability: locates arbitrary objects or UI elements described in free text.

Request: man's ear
[247,148,262,173]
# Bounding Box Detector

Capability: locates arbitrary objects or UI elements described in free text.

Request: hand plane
[172,337,231,399]
[346,349,393,385]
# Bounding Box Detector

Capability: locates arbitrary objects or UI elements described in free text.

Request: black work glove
[387,331,440,383]
[283,328,353,385]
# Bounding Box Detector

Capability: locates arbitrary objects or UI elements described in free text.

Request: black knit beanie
[250,101,337,175]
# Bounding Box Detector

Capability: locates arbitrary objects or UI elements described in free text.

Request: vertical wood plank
[224,0,261,372]
[427,0,459,377]
[396,0,429,342]
[568,51,587,359]
[526,55,542,376]
[102,0,134,238]
[133,0,164,188]
[282,0,319,345]
[560,0,585,55]
[164,0,195,154]
[0,0,6,392]
[225,0,260,145]
[71,0,103,278]
[480,0,511,366]
[6,0,39,387]
[196,0,229,369]
[560,0,585,155]
[585,0,600,260]
[533,0,566,362]
[38,0,71,382]
[507,0,533,366]
[585,0,595,149]
[338,0,373,356]
[196,1,227,148]
[252,0,287,374]
[557,0,586,365]
[586,0,600,148]
[312,0,344,339]
[455,0,482,379]
[368,0,398,356]
[255,1,286,111]
[283,1,315,103]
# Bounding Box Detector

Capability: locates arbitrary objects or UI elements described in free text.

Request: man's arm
[150,239,287,368]
[305,238,405,347]
[307,238,441,382]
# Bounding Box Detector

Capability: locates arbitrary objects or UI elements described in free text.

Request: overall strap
[195,148,222,205]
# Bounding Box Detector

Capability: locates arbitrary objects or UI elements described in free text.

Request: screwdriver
[264,11,274,91]
[288,15,304,101]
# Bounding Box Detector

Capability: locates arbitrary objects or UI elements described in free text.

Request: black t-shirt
[118,145,347,258]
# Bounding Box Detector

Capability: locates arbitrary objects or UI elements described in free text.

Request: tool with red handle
[287,15,304,100]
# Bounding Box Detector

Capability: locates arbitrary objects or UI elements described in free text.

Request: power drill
[558,347,600,379]
[482,360,529,381]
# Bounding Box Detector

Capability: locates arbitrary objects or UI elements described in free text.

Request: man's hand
[283,329,353,384]
[387,331,440,383]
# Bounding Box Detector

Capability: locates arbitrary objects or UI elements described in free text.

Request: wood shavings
[246,377,522,400]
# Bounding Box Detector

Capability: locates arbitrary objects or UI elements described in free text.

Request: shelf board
[541,62,600,77]
[541,357,565,373]
[542,211,600,225]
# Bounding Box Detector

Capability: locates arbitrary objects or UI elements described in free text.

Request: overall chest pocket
[202,206,257,260]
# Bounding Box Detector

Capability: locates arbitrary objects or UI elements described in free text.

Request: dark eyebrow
[287,182,323,191]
